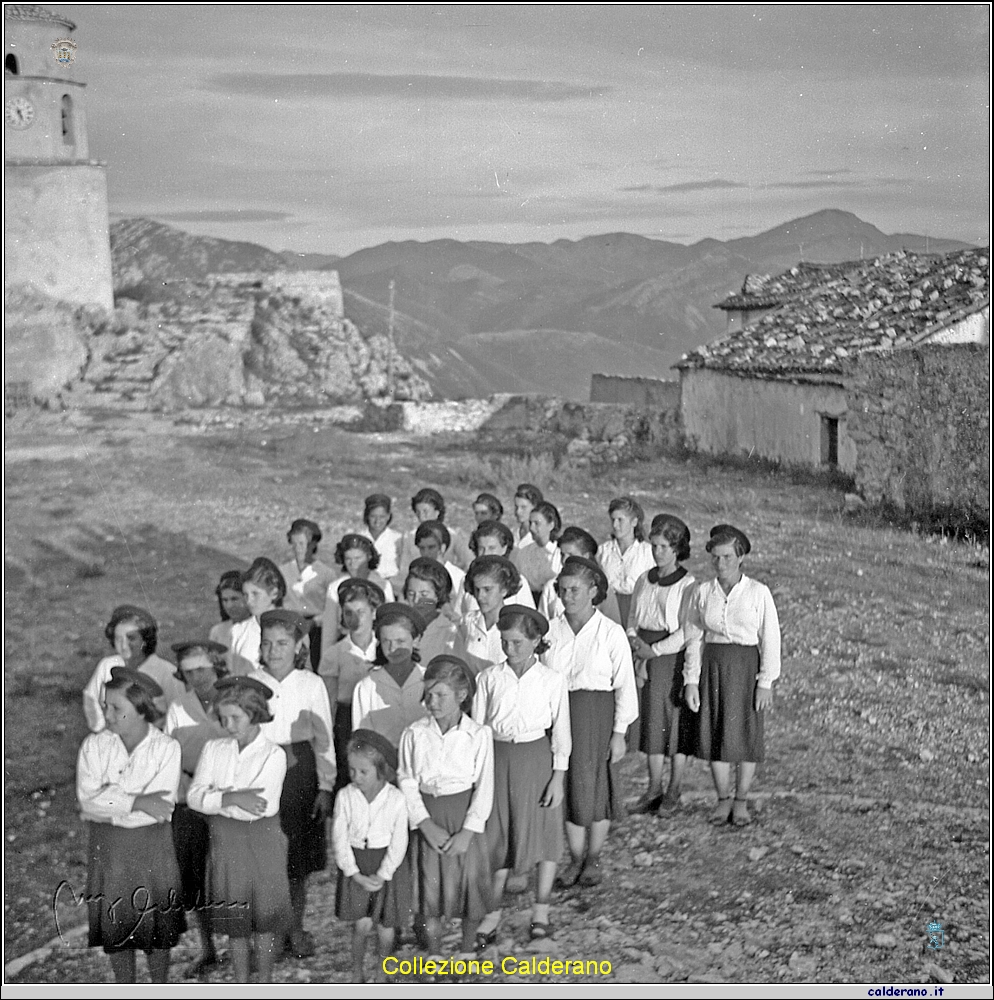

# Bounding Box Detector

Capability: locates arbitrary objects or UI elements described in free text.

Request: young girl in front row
[472,606,570,945]
[188,676,291,984]
[398,655,494,953]
[332,729,412,982]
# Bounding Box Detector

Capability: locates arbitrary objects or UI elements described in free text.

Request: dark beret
[374,602,426,638]
[171,639,228,658]
[259,609,312,635]
[349,728,399,772]
[708,523,751,555]
[498,604,550,636]
[559,554,609,591]
[109,666,163,698]
[215,675,274,700]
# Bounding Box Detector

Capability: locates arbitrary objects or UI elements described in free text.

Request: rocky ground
[4,406,989,984]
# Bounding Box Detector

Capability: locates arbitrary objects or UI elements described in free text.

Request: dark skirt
[697,644,764,763]
[335,846,414,926]
[171,802,211,911]
[414,789,492,922]
[207,815,292,938]
[487,738,563,871]
[87,822,186,952]
[280,740,327,880]
[638,651,684,756]
[565,690,618,826]
[332,701,352,797]
[308,622,323,671]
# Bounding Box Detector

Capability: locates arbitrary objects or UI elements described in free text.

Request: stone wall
[846,344,990,527]
[680,368,856,472]
[65,272,430,411]
[589,373,680,408]
[384,394,682,466]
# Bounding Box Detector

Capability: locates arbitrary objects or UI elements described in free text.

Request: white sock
[532,903,550,923]
[477,909,502,934]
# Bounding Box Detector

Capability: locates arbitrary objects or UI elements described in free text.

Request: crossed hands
[419,819,474,856]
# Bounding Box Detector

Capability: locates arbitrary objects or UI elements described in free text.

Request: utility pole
[387,278,396,396]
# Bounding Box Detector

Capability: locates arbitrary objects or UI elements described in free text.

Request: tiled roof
[715,262,856,310]
[678,247,989,375]
[3,5,75,30]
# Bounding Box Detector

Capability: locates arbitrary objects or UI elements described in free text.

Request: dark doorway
[820,415,839,466]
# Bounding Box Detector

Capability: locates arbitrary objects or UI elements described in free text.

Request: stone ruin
[22,270,430,412]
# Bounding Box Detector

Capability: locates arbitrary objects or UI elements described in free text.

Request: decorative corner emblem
[51,38,78,65]
[926,919,944,950]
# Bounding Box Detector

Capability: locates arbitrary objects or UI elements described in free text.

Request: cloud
[148,209,294,223]
[208,72,608,102]
[763,179,858,190]
[803,168,853,176]
[656,179,746,193]
[618,179,747,194]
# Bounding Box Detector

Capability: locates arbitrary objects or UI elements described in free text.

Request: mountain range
[109,210,973,400]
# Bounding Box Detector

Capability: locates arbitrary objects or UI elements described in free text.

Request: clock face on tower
[5,96,36,129]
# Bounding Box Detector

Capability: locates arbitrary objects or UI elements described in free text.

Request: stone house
[675,247,989,474]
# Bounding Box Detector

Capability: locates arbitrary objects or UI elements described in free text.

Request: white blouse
[361,526,403,581]
[417,615,457,668]
[163,689,228,801]
[473,659,572,771]
[352,665,427,747]
[228,617,261,676]
[319,634,376,703]
[538,578,563,622]
[76,727,181,828]
[82,653,184,733]
[597,538,655,596]
[398,713,494,833]
[453,609,504,676]
[187,733,287,821]
[332,782,409,880]
[249,668,337,790]
[626,570,698,658]
[544,610,639,735]
[280,558,339,619]
[683,575,782,689]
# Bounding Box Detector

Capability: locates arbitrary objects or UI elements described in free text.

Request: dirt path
[4,410,988,984]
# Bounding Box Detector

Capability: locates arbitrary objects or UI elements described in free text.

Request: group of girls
[77,483,780,983]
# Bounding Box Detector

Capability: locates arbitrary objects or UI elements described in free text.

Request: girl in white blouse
[597,496,655,627]
[545,556,638,889]
[626,515,697,814]
[249,609,336,959]
[454,555,522,676]
[472,606,570,945]
[229,558,287,676]
[76,667,184,983]
[360,493,403,585]
[398,655,494,954]
[683,525,782,828]
[82,605,184,732]
[208,571,251,654]
[332,729,411,983]
[188,675,290,983]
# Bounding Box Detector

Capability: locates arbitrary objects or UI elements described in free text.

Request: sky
[45,3,993,255]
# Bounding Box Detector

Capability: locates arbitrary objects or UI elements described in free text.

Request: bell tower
[4,4,113,311]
